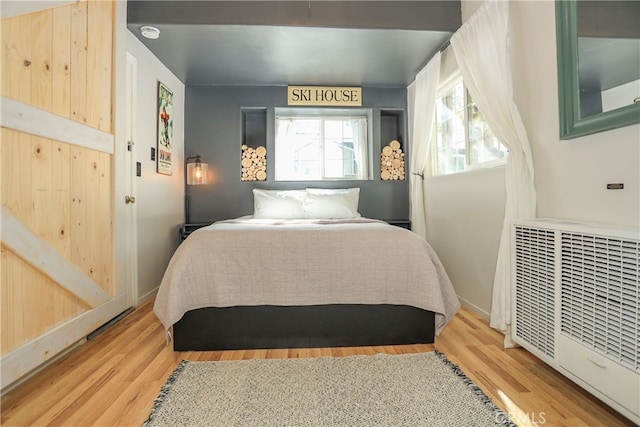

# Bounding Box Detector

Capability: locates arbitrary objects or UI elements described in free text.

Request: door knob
[125,195,136,204]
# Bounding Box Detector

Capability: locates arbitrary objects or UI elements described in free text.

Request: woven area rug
[143,351,514,426]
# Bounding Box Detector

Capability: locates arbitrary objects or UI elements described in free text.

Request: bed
[154,188,460,351]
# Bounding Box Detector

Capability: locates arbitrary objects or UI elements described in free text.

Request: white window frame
[431,73,507,176]
[275,108,372,181]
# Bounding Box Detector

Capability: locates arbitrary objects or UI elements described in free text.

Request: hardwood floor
[1,301,633,427]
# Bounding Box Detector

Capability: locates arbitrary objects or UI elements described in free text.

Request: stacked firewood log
[241,145,267,181]
[380,140,405,180]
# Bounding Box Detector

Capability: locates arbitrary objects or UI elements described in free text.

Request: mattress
[153,217,460,336]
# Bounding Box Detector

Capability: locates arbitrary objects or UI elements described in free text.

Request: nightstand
[387,220,411,230]
[179,222,212,243]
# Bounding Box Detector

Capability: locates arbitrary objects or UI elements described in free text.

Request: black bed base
[173,304,435,351]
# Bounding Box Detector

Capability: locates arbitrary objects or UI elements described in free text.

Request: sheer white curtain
[450,0,536,346]
[408,52,441,240]
[275,118,296,180]
[349,118,368,178]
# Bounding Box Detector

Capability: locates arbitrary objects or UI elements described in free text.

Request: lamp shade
[187,160,208,185]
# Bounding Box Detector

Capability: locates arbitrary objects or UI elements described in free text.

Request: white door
[125,52,139,308]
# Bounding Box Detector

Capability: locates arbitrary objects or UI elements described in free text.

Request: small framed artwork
[157,81,173,175]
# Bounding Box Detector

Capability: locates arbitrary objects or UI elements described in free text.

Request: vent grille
[560,232,639,371]
[514,226,556,358]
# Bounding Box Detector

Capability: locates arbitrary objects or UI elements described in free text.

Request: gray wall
[185,86,410,223]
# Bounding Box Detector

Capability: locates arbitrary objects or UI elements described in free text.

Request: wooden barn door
[0,0,129,389]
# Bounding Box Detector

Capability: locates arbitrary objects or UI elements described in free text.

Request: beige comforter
[154,217,460,335]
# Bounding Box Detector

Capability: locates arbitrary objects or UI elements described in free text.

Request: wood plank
[1,129,34,227]
[52,4,72,119]
[52,139,71,192]
[30,134,56,290]
[84,148,100,285]
[0,247,8,351]
[96,151,113,294]
[0,303,633,426]
[80,148,112,291]
[69,0,87,124]
[86,0,112,132]
[98,1,113,134]
[1,206,111,308]
[30,8,53,111]
[0,13,11,97]
[51,140,71,256]
[1,14,31,102]
[0,97,114,154]
[0,293,127,390]
[4,250,28,351]
[32,357,126,427]
[91,379,166,427]
[1,1,77,19]
[31,135,52,192]
[31,187,57,340]
[70,146,88,281]
[50,185,74,320]
[32,246,56,339]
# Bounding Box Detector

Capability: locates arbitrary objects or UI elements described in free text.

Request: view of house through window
[433,79,507,175]
[275,109,370,181]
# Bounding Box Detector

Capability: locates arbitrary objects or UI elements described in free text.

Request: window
[275,109,370,181]
[433,79,507,175]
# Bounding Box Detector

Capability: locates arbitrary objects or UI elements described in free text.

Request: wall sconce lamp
[184,155,208,224]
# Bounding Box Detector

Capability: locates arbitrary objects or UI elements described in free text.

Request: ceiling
[127,1,461,87]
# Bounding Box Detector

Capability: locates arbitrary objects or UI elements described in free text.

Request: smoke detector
[140,26,160,40]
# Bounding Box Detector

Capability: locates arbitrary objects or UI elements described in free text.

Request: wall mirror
[556,0,640,139]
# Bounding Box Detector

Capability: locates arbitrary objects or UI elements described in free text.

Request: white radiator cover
[512,219,639,424]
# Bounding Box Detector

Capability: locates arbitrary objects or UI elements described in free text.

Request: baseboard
[87,308,134,340]
[457,296,490,320]
[137,287,158,306]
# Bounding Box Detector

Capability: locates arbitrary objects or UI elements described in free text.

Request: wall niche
[379,109,406,180]
[241,108,267,181]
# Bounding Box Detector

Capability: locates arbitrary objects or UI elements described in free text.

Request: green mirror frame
[556,0,640,139]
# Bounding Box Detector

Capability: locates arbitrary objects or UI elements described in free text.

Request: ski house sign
[287,86,362,106]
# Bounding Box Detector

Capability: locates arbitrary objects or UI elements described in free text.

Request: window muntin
[275,110,370,181]
[434,79,507,175]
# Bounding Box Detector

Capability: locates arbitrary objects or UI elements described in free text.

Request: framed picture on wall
[157,81,173,175]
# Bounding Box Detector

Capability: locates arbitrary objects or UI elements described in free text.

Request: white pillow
[303,188,361,219]
[252,189,306,219]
